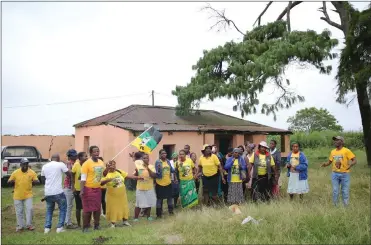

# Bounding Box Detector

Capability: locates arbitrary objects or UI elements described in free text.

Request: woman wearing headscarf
[248,141,276,202]
[155,149,177,218]
[198,144,226,206]
[134,153,156,221]
[177,150,198,208]
[170,152,180,208]
[101,160,141,228]
[224,148,247,204]
[286,142,309,200]
[190,152,200,194]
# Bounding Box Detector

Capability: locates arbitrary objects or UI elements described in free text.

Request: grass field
[1,149,370,244]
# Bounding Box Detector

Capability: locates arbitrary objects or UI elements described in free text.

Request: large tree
[173,2,371,165]
[287,107,343,132]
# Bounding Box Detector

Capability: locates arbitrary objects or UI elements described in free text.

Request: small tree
[287,107,343,132]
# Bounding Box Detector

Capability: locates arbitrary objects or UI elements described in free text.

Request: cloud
[2,1,366,135]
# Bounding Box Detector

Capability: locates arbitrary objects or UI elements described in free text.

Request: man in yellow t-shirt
[321,136,357,206]
[8,158,39,232]
[80,146,105,232]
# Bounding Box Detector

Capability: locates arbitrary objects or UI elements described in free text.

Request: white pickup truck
[1,146,49,186]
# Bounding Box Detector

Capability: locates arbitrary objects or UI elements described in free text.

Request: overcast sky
[2,1,367,136]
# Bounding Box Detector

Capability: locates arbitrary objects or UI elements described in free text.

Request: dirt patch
[164,234,184,244]
[92,236,111,245]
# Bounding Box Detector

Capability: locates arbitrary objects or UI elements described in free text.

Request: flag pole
[110,126,153,161]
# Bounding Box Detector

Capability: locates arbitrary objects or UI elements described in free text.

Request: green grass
[2,149,370,244]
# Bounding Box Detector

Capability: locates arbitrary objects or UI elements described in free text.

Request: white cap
[259,141,269,149]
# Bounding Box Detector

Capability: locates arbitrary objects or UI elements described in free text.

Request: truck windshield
[2,147,37,158]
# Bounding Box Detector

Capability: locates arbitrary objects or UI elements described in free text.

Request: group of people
[7,135,357,234]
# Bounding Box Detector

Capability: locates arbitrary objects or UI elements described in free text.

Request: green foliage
[336,5,371,103]
[173,21,339,120]
[290,130,364,150]
[287,107,343,132]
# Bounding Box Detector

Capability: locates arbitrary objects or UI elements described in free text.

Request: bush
[289,130,364,150]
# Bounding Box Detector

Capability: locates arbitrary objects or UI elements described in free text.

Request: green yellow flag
[131,127,163,154]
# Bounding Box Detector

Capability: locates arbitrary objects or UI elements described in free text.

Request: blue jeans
[331,172,350,206]
[44,192,67,229]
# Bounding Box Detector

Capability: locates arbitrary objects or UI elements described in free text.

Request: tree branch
[287,1,292,32]
[318,2,343,31]
[276,1,303,20]
[201,3,245,36]
[253,1,273,27]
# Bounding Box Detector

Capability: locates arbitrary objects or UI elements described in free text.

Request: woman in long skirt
[286,142,309,200]
[134,153,157,221]
[177,150,198,208]
[224,148,247,204]
[248,141,276,202]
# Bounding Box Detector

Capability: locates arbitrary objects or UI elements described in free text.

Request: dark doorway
[163,144,175,159]
[215,135,233,155]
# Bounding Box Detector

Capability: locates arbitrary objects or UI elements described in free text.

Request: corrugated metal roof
[74,105,291,134]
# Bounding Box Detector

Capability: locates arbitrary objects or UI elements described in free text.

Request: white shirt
[41,161,68,196]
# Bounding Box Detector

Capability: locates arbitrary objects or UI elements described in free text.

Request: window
[163,144,175,159]
[84,136,90,154]
[2,146,37,158]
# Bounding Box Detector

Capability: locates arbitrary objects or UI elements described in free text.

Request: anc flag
[131,126,163,154]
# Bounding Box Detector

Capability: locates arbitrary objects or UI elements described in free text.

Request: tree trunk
[356,81,371,166]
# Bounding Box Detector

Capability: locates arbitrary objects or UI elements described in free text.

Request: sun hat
[258,141,269,149]
[202,144,212,151]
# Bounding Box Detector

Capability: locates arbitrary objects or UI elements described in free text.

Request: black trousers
[251,175,271,202]
[101,188,106,215]
[221,175,229,203]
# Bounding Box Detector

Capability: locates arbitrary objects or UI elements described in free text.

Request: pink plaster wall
[2,135,74,161]
[75,125,291,173]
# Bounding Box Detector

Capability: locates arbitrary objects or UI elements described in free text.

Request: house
[73,105,292,174]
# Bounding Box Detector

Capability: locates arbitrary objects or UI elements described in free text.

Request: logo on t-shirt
[181,166,191,177]
[93,166,104,183]
[333,155,343,169]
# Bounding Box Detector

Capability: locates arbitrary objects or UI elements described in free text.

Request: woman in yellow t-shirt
[155,149,177,218]
[178,150,198,209]
[248,141,275,202]
[224,148,247,205]
[134,152,156,221]
[197,144,226,206]
[101,160,142,228]
[286,142,309,200]
[80,146,105,232]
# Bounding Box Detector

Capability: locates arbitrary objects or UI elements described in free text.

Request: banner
[131,126,163,154]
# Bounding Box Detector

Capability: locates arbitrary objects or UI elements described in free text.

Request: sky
[2,1,368,136]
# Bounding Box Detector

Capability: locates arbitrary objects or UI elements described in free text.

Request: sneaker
[27,225,35,231]
[65,223,79,229]
[110,224,115,228]
[122,221,131,227]
[101,214,106,218]
[16,227,24,232]
[44,228,51,234]
[147,217,154,221]
[56,227,65,233]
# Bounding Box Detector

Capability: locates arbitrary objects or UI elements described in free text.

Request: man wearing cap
[321,136,357,206]
[8,158,39,232]
[64,149,79,229]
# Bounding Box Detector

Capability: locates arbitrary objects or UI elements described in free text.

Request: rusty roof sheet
[74,105,291,134]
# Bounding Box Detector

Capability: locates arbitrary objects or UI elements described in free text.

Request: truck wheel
[1,178,9,188]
